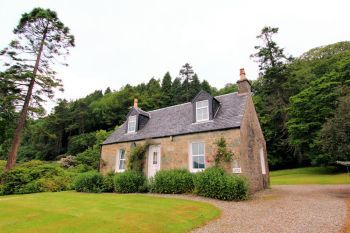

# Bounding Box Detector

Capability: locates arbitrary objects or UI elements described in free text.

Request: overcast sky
[1,0,350,111]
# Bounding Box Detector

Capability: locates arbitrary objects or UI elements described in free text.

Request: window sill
[190,168,205,173]
[192,120,213,125]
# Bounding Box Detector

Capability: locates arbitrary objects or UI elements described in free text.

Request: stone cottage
[100,68,269,192]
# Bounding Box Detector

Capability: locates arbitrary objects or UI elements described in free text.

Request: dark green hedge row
[194,167,248,201]
[74,170,148,193]
[150,169,194,194]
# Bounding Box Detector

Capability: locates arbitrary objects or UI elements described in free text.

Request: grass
[270,166,350,185]
[0,192,220,233]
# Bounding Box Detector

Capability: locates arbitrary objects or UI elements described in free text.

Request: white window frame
[259,147,266,175]
[196,100,209,122]
[116,149,126,172]
[127,115,137,133]
[189,141,206,173]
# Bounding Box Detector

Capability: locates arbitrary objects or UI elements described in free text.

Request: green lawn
[270,167,350,185]
[0,192,220,233]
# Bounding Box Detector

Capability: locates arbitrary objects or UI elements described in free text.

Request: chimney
[134,98,138,108]
[236,68,251,94]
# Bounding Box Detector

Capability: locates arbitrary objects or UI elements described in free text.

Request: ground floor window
[190,142,205,172]
[260,147,266,174]
[116,149,126,172]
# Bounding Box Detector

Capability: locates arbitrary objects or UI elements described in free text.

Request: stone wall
[101,129,241,175]
[239,93,269,192]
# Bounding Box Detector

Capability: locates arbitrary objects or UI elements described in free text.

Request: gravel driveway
[188,185,349,233]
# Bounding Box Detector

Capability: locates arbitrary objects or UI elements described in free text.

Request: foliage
[113,170,147,193]
[0,192,220,233]
[74,171,104,193]
[58,155,76,168]
[251,26,293,169]
[214,137,233,166]
[319,93,350,164]
[1,160,74,195]
[67,132,96,155]
[194,167,248,201]
[150,169,194,194]
[102,172,115,192]
[127,143,149,173]
[75,130,111,170]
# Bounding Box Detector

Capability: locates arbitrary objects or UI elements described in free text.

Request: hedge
[194,167,249,201]
[150,169,194,194]
[113,170,147,193]
[74,171,104,193]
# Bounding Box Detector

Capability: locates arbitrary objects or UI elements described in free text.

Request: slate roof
[102,92,248,145]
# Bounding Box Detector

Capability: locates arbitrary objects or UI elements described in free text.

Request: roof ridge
[148,92,237,113]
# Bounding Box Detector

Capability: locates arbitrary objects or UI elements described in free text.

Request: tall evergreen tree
[178,63,195,102]
[188,74,201,99]
[251,26,293,168]
[1,8,74,170]
[170,77,182,105]
[161,72,172,107]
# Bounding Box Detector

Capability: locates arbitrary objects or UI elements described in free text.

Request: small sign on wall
[232,167,242,174]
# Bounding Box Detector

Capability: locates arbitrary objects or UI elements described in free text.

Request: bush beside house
[194,167,249,201]
[150,169,194,194]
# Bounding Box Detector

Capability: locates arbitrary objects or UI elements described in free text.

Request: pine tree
[1,8,74,170]
[161,72,172,107]
[178,63,195,102]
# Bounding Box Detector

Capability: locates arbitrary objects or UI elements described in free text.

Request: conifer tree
[1,8,74,170]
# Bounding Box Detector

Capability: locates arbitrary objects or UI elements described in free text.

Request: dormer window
[127,115,137,133]
[196,100,209,122]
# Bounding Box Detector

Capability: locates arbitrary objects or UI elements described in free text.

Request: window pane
[198,156,205,169]
[192,143,199,155]
[196,100,209,121]
[120,149,125,159]
[119,160,125,170]
[128,116,136,132]
[193,156,199,169]
[153,152,158,165]
[198,143,204,155]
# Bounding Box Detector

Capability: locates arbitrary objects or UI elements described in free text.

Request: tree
[1,8,74,170]
[170,77,182,105]
[251,26,293,168]
[160,72,172,107]
[178,63,195,102]
[320,93,350,164]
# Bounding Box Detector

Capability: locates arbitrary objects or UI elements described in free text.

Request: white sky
[1,0,350,112]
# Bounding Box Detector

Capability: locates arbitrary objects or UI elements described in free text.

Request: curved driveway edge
[188,185,350,233]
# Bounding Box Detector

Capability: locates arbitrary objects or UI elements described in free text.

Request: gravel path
[191,185,350,233]
[152,185,350,233]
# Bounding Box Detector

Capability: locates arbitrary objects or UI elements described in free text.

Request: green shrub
[114,170,146,193]
[0,160,6,176]
[194,167,248,201]
[74,171,104,193]
[1,160,74,195]
[151,169,194,194]
[102,172,115,192]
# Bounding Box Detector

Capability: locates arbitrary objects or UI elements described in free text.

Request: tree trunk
[5,28,48,171]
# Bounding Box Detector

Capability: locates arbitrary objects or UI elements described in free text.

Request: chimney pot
[134,98,138,108]
[237,68,251,94]
[240,68,246,81]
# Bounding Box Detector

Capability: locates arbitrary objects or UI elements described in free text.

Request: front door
[148,145,161,178]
